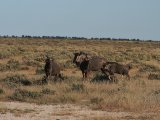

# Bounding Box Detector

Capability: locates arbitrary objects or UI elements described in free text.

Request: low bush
[3,74,32,87]
[92,73,109,82]
[6,59,20,71]
[139,64,160,72]
[0,89,4,94]
[148,73,160,80]
[41,88,55,95]
[71,83,85,92]
[10,89,42,101]
[0,59,20,72]
[90,97,103,104]
[36,66,44,75]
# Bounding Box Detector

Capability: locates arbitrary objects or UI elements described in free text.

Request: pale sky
[0,0,160,40]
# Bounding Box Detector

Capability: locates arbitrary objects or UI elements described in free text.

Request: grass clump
[92,73,109,83]
[6,59,20,71]
[0,89,4,94]
[148,73,160,80]
[41,88,55,95]
[0,64,7,71]
[90,97,103,104]
[71,83,85,92]
[10,89,42,101]
[3,74,32,87]
[36,65,44,75]
[0,59,20,72]
[139,64,160,72]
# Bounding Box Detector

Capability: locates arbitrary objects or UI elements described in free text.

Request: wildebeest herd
[44,51,132,83]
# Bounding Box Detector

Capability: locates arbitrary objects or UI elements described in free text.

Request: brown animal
[103,62,132,81]
[73,52,107,78]
[44,56,61,82]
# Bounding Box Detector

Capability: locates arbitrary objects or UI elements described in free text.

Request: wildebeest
[44,56,62,82]
[73,52,107,78]
[102,62,132,81]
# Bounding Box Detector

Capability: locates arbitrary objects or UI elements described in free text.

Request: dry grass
[0,38,160,113]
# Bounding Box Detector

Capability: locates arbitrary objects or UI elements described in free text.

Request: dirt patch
[0,102,159,120]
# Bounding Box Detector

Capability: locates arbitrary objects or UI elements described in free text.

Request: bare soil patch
[0,102,159,120]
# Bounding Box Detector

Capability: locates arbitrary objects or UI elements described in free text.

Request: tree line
[0,35,157,42]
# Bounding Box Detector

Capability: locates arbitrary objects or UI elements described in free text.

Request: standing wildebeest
[45,56,61,82]
[73,52,107,78]
[102,62,132,81]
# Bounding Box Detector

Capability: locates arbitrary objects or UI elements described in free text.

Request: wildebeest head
[127,64,132,70]
[73,52,88,67]
[45,56,52,66]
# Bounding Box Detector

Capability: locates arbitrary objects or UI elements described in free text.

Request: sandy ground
[0,102,159,120]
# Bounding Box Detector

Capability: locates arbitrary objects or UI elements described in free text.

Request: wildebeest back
[87,56,106,71]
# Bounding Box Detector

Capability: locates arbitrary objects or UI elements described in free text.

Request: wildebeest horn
[45,55,50,59]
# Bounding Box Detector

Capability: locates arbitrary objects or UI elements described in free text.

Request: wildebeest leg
[82,71,85,79]
[126,74,130,80]
[101,68,107,75]
[109,72,115,82]
[108,75,112,81]
[84,72,88,78]
[58,74,63,82]
[45,74,50,83]
[101,68,111,81]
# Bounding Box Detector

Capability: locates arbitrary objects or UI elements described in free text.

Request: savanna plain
[0,38,160,120]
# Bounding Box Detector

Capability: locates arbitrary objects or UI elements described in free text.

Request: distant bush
[152,55,160,61]
[0,64,7,71]
[0,50,12,59]
[22,55,41,67]
[20,66,30,70]
[0,59,20,72]
[0,89,4,94]
[36,65,44,75]
[90,97,103,104]
[10,89,42,101]
[41,88,55,95]
[148,73,160,80]
[63,60,74,69]
[139,64,160,72]
[24,60,40,67]
[3,74,32,88]
[6,59,20,71]
[71,83,85,92]
[92,73,109,82]
[0,47,22,59]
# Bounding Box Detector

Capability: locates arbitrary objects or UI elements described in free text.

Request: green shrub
[0,64,7,72]
[0,47,22,59]
[4,74,32,87]
[24,60,40,67]
[148,73,160,80]
[63,60,74,69]
[92,73,109,82]
[0,51,11,59]
[0,89,4,94]
[71,83,85,92]
[152,55,160,61]
[41,88,55,95]
[6,59,20,71]
[10,89,42,101]
[90,97,103,104]
[0,59,20,72]
[139,64,160,72]
[36,66,44,75]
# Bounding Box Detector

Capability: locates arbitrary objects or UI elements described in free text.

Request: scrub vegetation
[0,38,160,113]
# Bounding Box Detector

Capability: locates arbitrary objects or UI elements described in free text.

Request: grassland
[0,38,160,115]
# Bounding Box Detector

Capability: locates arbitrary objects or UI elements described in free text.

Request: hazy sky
[0,0,160,40]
